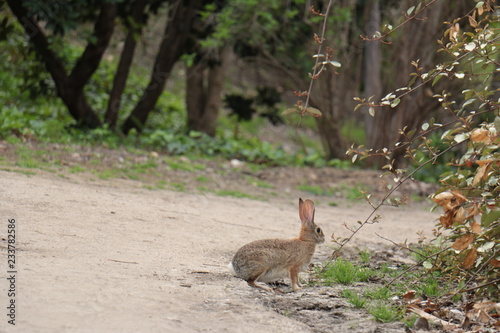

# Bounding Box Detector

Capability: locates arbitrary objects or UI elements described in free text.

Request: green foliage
[348,1,500,300]
[341,289,366,308]
[368,303,401,323]
[319,258,374,285]
[215,190,259,200]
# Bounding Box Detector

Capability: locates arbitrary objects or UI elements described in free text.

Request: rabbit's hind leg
[247,279,274,293]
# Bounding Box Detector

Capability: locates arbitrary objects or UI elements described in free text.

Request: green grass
[315,253,462,327]
[165,158,205,172]
[196,175,209,183]
[359,249,372,264]
[69,165,86,173]
[170,182,186,191]
[96,169,119,180]
[245,176,274,189]
[215,189,259,200]
[368,303,401,323]
[341,289,367,308]
[156,180,167,189]
[297,183,367,199]
[320,259,374,285]
[297,184,334,196]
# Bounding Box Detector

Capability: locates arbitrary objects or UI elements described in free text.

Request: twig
[107,259,139,264]
[374,232,427,257]
[302,0,334,113]
[328,139,465,263]
[360,0,438,43]
[451,277,500,295]
[384,246,451,287]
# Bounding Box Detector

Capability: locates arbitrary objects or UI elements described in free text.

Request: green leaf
[494,116,500,133]
[477,241,495,252]
[282,108,297,115]
[481,210,500,227]
[407,6,415,16]
[328,60,341,68]
[305,107,322,117]
[390,98,401,108]
[454,133,468,143]
[432,74,444,86]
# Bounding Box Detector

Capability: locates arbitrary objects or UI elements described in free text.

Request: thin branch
[327,139,468,263]
[385,246,452,287]
[302,0,334,114]
[361,0,438,43]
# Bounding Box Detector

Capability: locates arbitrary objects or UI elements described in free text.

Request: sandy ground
[0,169,439,332]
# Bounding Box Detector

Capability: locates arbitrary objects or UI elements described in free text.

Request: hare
[229,198,325,292]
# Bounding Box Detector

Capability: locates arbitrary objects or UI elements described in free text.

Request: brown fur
[230,198,325,292]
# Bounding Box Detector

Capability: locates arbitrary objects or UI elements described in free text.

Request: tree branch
[68,3,117,91]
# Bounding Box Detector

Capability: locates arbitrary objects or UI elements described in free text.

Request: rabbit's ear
[299,198,315,224]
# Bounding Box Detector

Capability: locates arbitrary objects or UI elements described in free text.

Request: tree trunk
[311,69,347,160]
[186,48,228,136]
[362,0,384,166]
[105,1,147,129]
[122,0,201,134]
[364,0,447,167]
[7,0,116,128]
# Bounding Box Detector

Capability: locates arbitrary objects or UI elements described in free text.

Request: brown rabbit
[229,198,325,292]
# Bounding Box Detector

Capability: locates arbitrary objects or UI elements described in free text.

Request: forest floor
[0,142,445,332]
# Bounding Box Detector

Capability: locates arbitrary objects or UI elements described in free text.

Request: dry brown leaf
[440,210,454,228]
[433,192,454,206]
[462,247,478,269]
[473,161,492,186]
[476,159,494,167]
[449,23,459,42]
[467,203,480,219]
[403,290,416,302]
[473,301,496,313]
[470,128,491,143]
[470,220,482,234]
[452,234,475,251]
[468,15,478,28]
[490,258,500,268]
[476,309,494,323]
[453,207,466,224]
[408,304,459,330]
[451,190,468,204]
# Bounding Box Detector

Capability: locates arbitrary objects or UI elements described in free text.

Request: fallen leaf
[462,247,477,269]
[476,309,494,323]
[490,259,500,268]
[473,301,496,313]
[452,234,475,251]
[403,290,417,301]
[408,304,459,330]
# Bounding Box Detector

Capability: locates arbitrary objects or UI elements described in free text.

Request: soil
[0,142,443,332]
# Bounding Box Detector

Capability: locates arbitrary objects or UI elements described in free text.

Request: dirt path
[0,169,439,332]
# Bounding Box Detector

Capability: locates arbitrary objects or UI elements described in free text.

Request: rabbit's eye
[316,227,322,233]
